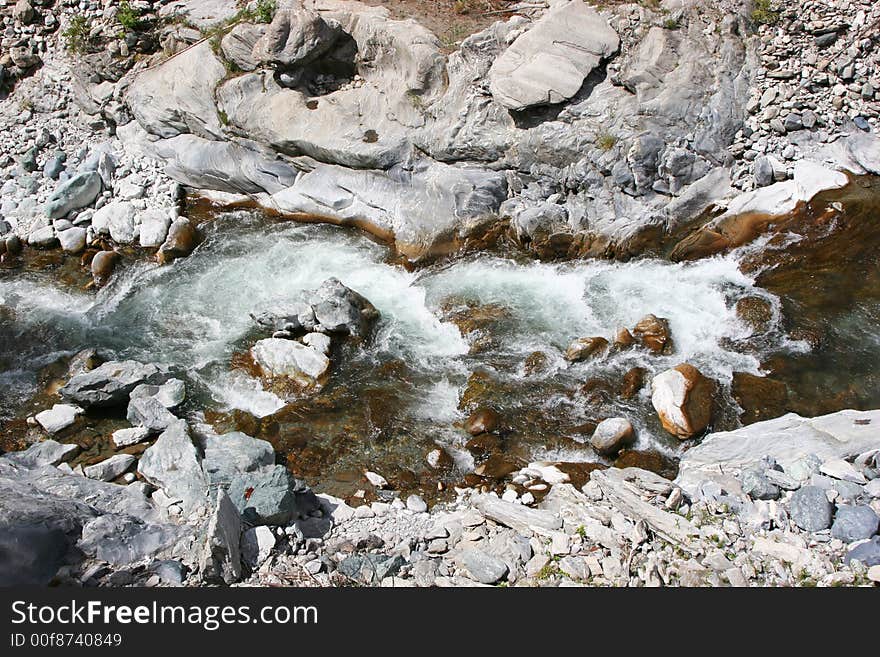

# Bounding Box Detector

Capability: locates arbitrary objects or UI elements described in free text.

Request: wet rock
[735,296,773,331]
[138,420,208,513]
[614,450,678,480]
[474,454,520,480]
[590,417,635,457]
[732,372,788,425]
[613,328,635,349]
[84,454,137,482]
[60,360,165,408]
[201,432,275,487]
[130,379,186,410]
[157,218,197,264]
[524,351,549,376]
[200,490,242,584]
[488,1,618,111]
[632,314,673,354]
[138,210,172,248]
[564,336,609,362]
[461,548,508,584]
[464,408,500,436]
[250,338,330,387]
[620,367,646,399]
[465,433,502,456]
[789,486,834,532]
[34,404,82,434]
[831,506,879,543]
[302,332,331,355]
[651,364,715,439]
[228,464,317,526]
[44,171,102,219]
[308,278,379,337]
[90,250,120,285]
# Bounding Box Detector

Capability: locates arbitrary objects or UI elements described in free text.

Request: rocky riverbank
[1,0,879,587]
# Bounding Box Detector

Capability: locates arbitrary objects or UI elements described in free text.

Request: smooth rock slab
[112,427,152,448]
[35,404,82,434]
[84,454,137,482]
[3,440,79,468]
[60,360,165,408]
[44,171,102,219]
[461,548,509,584]
[789,486,834,532]
[831,505,879,543]
[489,0,619,111]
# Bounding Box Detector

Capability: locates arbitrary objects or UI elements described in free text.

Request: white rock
[250,338,330,385]
[84,454,137,481]
[302,332,332,355]
[138,209,172,247]
[112,426,152,448]
[819,459,867,484]
[364,471,388,488]
[34,404,82,434]
[241,526,276,568]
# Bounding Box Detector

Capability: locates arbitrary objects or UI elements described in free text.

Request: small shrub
[62,16,91,53]
[663,18,679,30]
[597,133,617,151]
[751,0,779,26]
[255,0,276,24]
[117,1,143,32]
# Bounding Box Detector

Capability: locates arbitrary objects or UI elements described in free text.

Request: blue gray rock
[461,548,509,584]
[831,505,879,543]
[741,468,780,501]
[138,420,208,513]
[844,536,880,567]
[201,432,275,487]
[789,486,834,532]
[44,171,102,219]
[228,464,318,526]
[199,490,242,584]
[126,395,178,433]
[337,553,404,585]
[60,360,165,408]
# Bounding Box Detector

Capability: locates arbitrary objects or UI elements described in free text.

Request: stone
[590,417,635,456]
[84,454,137,482]
[302,332,331,354]
[56,227,87,253]
[845,536,880,567]
[157,218,197,264]
[138,210,172,248]
[789,486,834,532]
[228,465,317,526]
[337,554,404,585]
[632,314,673,354]
[472,495,563,535]
[819,459,867,484]
[201,432,274,487]
[200,490,242,584]
[565,336,609,362]
[112,427,151,448]
[464,408,500,435]
[307,278,379,337]
[44,172,102,220]
[91,201,135,236]
[251,338,330,387]
[126,396,178,433]
[130,379,186,410]
[27,226,56,248]
[90,250,120,284]
[220,23,264,72]
[831,506,879,543]
[651,364,715,439]
[3,440,79,469]
[251,4,340,68]
[741,468,779,501]
[406,494,428,513]
[241,526,276,569]
[137,420,208,513]
[488,1,619,110]
[34,404,82,434]
[60,360,164,408]
[461,548,508,585]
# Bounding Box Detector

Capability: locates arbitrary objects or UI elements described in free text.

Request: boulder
[308,278,379,336]
[2,440,79,469]
[251,4,340,67]
[488,1,619,110]
[789,486,834,532]
[56,227,87,253]
[112,426,152,448]
[138,210,172,248]
[60,360,165,408]
[564,336,609,362]
[228,464,317,526]
[90,250,120,284]
[137,420,208,513]
[27,225,57,248]
[460,548,508,584]
[44,171,102,219]
[157,218,197,264]
[590,417,635,456]
[126,395,178,433]
[130,379,186,409]
[91,201,136,236]
[220,23,265,72]
[84,454,137,482]
[250,338,330,387]
[201,432,275,487]
[200,490,242,584]
[34,404,82,434]
[831,506,879,543]
[241,526,276,569]
[651,364,715,439]
[632,314,673,354]
[464,408,500,436]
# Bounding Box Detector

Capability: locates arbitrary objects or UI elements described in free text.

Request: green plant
[117,1,142,32]
[597,132,617,151]
[255,0,276,24]
[751,0,779,26]
[62,15,91,53]
[663,18,679,30]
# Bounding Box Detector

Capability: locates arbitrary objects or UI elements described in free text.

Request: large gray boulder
[44,171,102,219]
[220,23,265,72]
[251,4,341,67]
[308,277,378,336]
[789,486,834,532]
[201,432,275,487]
[60,360,166,408]
[137,420,208,513]
[199,490,242,584]
[488,1,619,111]
[228,464,318,526]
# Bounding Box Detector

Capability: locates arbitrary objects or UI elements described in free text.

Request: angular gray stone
[741,468,780,501]
[228,464,318,526]
[112,426,151,448]
[201,432,275,487]
[137,420,208,513]
[130,379,185,409]
[44,171,102,219]
[789,486,834,532]
[2,440,79,469]
[60,360,165,408]
[220,23,264,72]
[308,277,379,336]
[199,490,242,584]
[337,553,404,585]
[126,395,178,433]
[84,454,137,482]
[461,548,508,584]
[831,506,879,543]
[845,536,880,567]
[56,226,87,253]
[241,525,276,569]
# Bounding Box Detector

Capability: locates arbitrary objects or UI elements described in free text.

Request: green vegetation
[254,0,276,24]
[117,1,143,32]
[597,132,618,151]
[751,0,779,26]
[62,15,91,54]
[663,17,680,30]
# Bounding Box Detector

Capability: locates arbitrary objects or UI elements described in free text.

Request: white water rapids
[0,213,793,461]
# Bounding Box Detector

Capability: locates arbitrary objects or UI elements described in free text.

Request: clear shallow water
[0,212,790,480]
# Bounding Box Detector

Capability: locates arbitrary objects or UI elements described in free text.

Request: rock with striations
[60,360,166,408]
[308,278,379,337]
[84,454,137,482]
[251,4,340,68]
[199,489,243,584]
[651,364,715,439]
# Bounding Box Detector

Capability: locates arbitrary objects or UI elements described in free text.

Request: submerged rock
[632,314,673,354]
[565,336,609,362]
[157,218,197,264]
[465,408,500,436]
[651,364,715,439]
[591,417,635,456]
[90,250,120,285]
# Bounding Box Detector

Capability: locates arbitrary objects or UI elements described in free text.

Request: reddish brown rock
[157,218,197,264]
[650,363,715,439]
[564,336,609,362]
[465,407,500,435]
[620,366,646,399]
[613,327,635,349]
[632,314,673,354]
[731,371,788,425]
[90,250,119,285]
